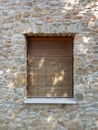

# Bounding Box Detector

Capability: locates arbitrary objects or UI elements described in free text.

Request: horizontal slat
[27,91,73,98]
[27,37,73,43]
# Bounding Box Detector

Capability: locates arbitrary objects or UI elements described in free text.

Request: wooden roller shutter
[27,37,73,98]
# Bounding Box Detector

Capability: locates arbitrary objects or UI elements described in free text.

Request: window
[25,37,76,104]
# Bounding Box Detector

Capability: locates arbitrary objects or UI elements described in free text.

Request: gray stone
[76,68,88,75]
[75,93,84,101]
[58,121,65,128]
[68,120,85,130]
[74,58,84,66]
[0,125,8,130]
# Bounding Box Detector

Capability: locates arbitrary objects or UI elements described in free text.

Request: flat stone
[92,60,98,65]
[65,13,71,19]
[76,68,88,75]
[26,2,32,6]
[31,119,42,128]
[32,13,42,17]
[67,23,82,33]
[68,120,85,130]
[74,58,84,66]
[0,124,8,130]
[0,17,6,24]
[2,0,8,2]
[75,14,84,19]
[90,15,96,22]
[15,13,22,20]
[11,66,17,72]
[23,11,30,18]
[75,93,84,101]
[2,53,8,59]
[72,10,78,15]
[14,74,26,87]
[4,44,11,48]
[45,16,52,22]
[6,16,14,22]
[19,66,26,71]
[39,111,48,117]
[74,34,85,43]
[58,121,65,128]
[34,6,42,12]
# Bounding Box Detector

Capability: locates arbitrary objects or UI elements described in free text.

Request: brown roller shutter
[27,37,73,98]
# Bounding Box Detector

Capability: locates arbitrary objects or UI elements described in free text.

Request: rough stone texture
[0,0,98,130]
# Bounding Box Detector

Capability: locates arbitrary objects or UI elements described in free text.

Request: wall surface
[0,0,98,130]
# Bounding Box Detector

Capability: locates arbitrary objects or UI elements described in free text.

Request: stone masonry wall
[0,0,98,130]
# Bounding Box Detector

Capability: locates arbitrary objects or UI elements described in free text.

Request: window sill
[24,98,77,104]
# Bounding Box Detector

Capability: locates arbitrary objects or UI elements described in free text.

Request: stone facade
[0,0,98,130]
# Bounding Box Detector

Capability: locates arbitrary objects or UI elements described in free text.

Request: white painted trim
[24,98,77,104]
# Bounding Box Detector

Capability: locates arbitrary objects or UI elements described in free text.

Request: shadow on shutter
[27,37,73,98]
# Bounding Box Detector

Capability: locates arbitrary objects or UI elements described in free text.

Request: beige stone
[0,125,8,130]
[34,6,42,12]
[26,2,32,6]
[68,120,84,130]
[75,14,84,19]
[2,53,8,58]
[74,58,84,66]
[13,28,20,33]
[19,66,26,71]
[74,34,85,43]
[1,0,8,3]
[15,74,26,87]
[3,64,8,69]
[58,121,65,127]
[65,13,71,19]
[11,66,17,72]
[32,13,42,17]
[92,59,98,65]
[39,111,48,117]
[23,11,30,18]
[15,13,22,20]
[76,68,88,75]
[45,16,52,22]
[0,17,6,24]
[31,119,42,127]
[7,16,14,21]
[4,43,11,48]
[90,15,96,22]
[96,28,98,33]
[73,10,78,15]
[7,32,13,37]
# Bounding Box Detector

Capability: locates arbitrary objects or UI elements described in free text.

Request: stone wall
[0,0,98,130]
